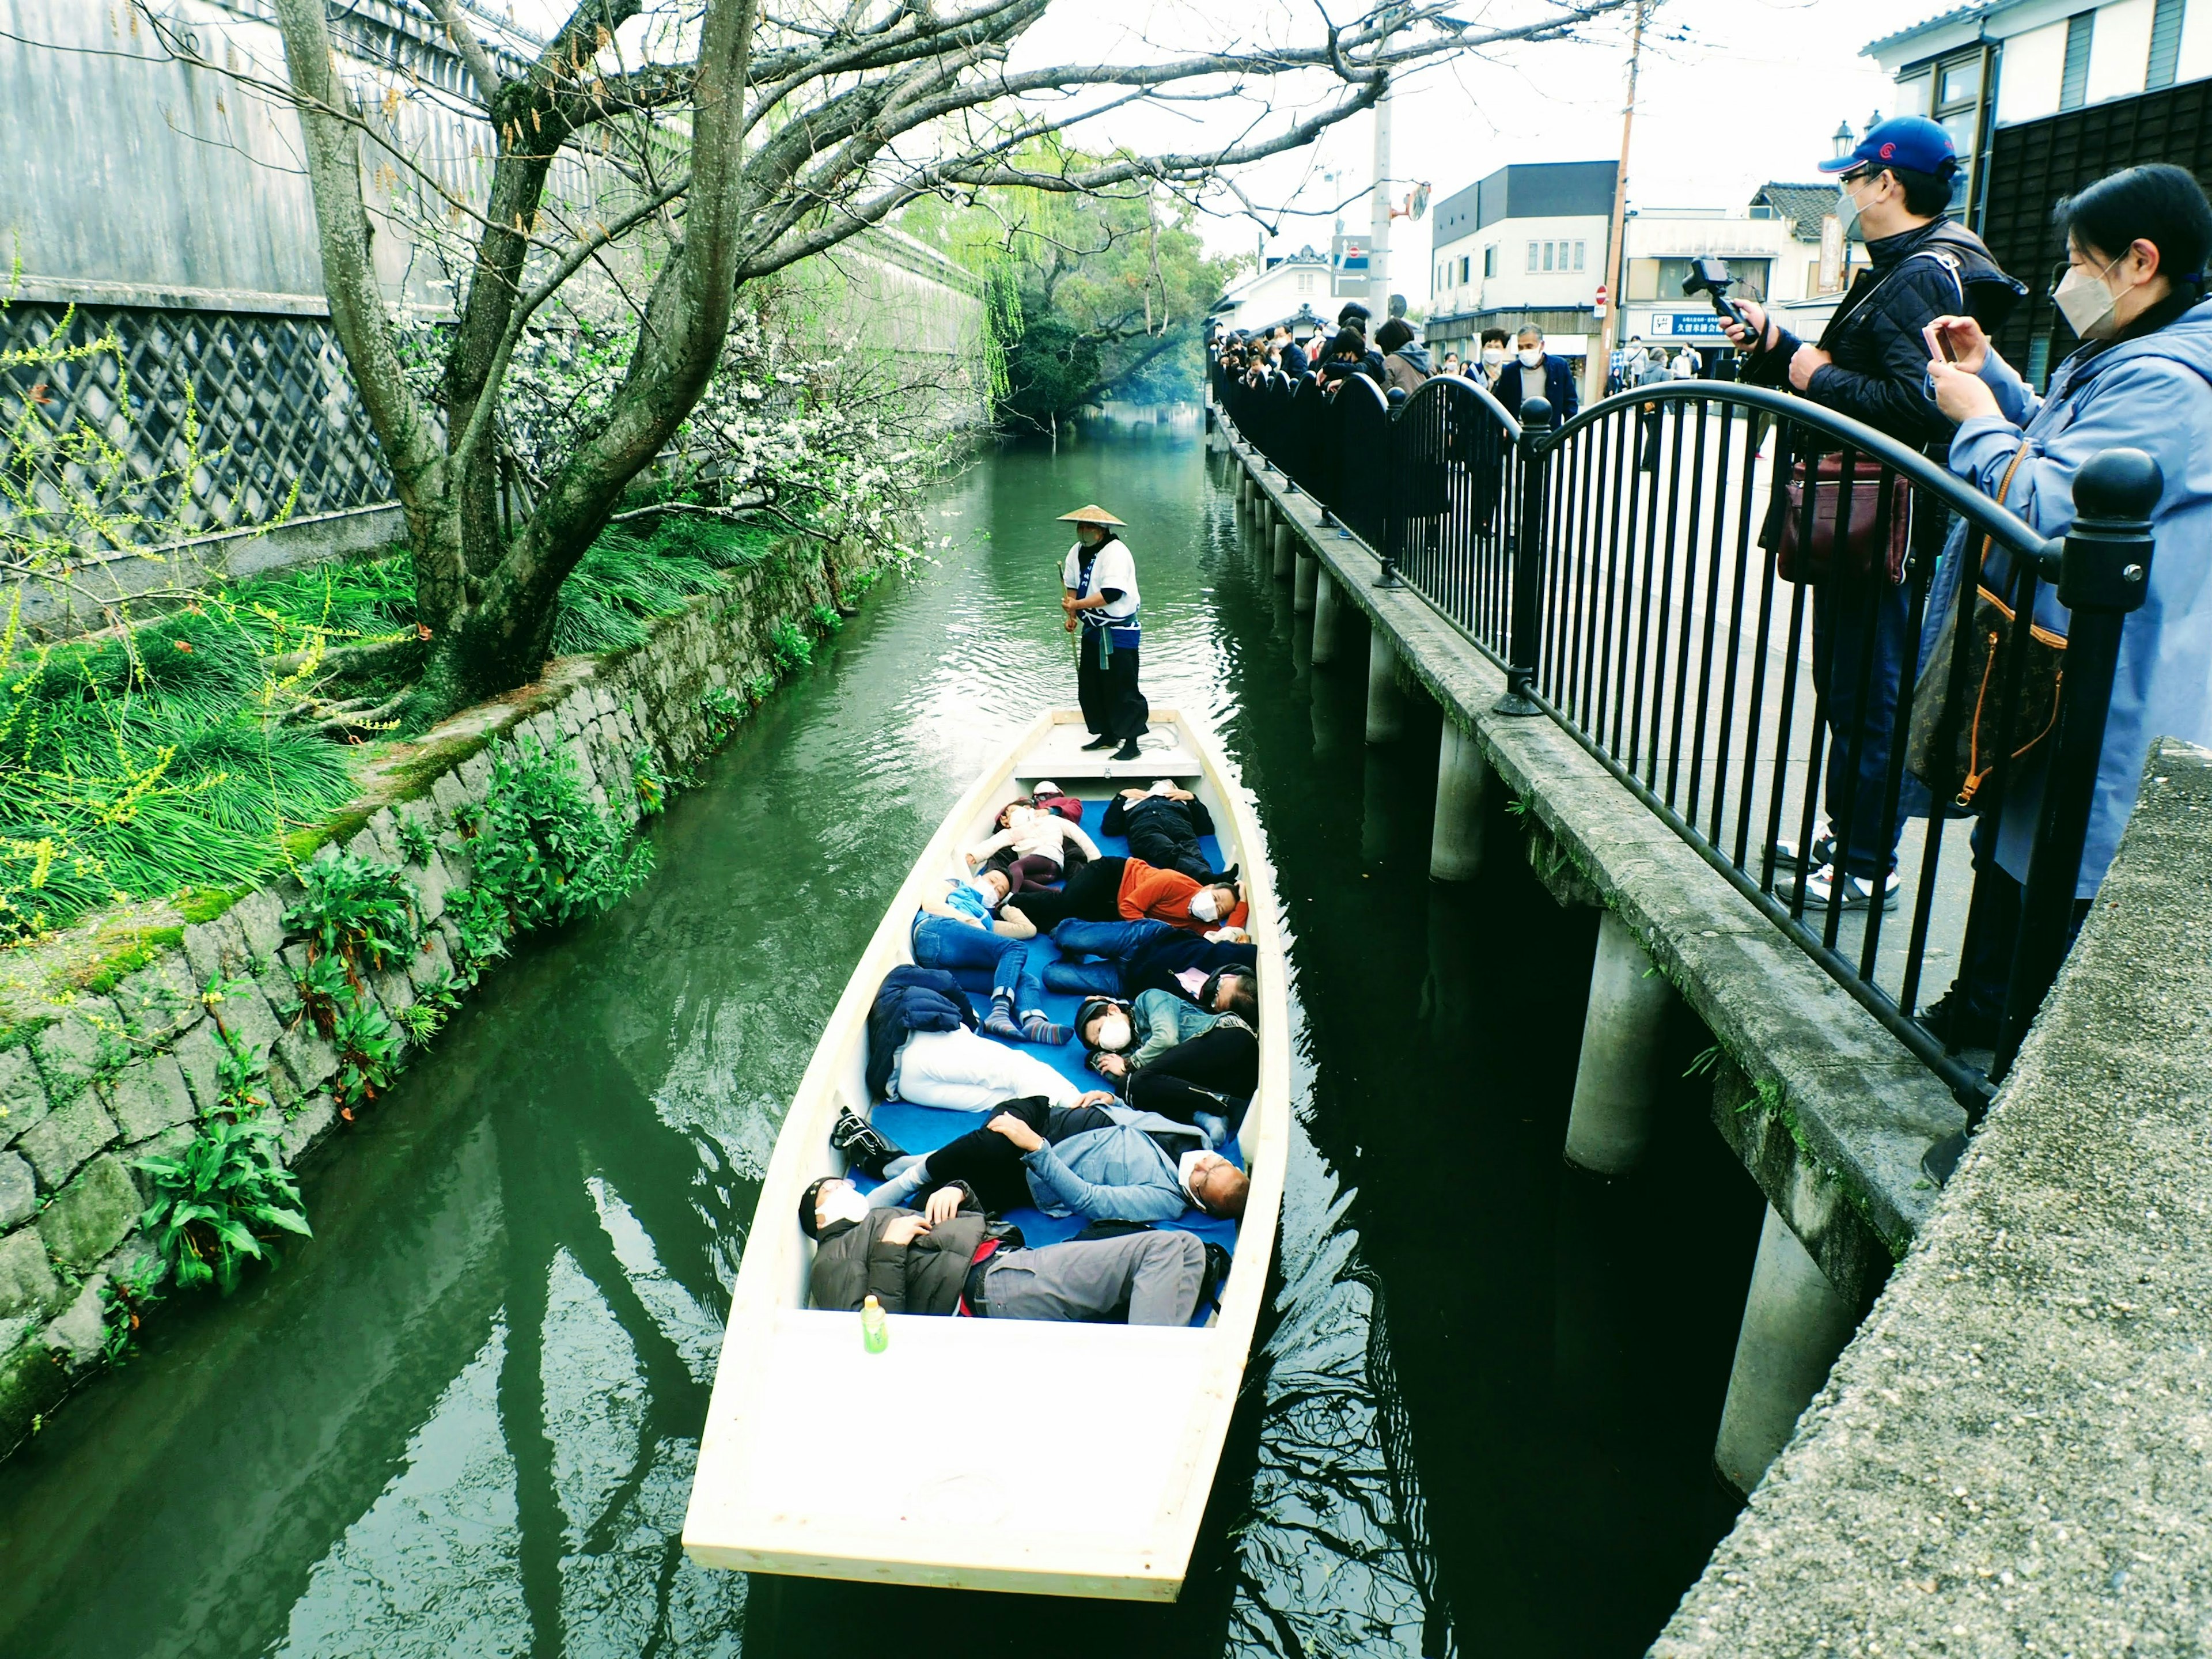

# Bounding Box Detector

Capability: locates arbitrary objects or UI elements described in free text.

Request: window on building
[1484,245,1498,278]
[2149,0,2186,88]
[1459,255,1471,283]
[1527,241,1539,272]
[1895,73,1932,118]
[1573,241,1586,271]
[1931,49,1984,214]
[2060,10,2094,110]
[1297,272,1314,294]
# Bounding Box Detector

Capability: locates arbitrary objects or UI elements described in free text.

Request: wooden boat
[682,707,1289,1600]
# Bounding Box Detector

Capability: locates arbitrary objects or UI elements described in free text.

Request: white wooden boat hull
[682,709,1290,1600]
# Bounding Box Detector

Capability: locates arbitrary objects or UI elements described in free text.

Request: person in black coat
[1101,783,1221,882]
[1492,325,1580,426]
[1721,116,2026,915]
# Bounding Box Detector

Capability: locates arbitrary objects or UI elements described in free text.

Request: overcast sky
[506,0,1955,305]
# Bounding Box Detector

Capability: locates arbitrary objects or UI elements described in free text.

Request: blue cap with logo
[1817,115,1959,179]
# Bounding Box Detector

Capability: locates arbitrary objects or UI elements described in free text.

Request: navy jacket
[865,965,976,1100]
[1494,354,1579,426]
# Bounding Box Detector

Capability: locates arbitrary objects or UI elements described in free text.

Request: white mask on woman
[1093,1013,1132,1052]
[1482,347,1507,369]
[2055,253,2126,340]
[817,1183,872,1229]
[1517,347,1544,368]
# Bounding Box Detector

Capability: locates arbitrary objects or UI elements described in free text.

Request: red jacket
[1116,858,1249,933]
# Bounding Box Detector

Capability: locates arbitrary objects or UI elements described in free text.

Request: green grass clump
[1,608,358,941]
[550,515,775,656]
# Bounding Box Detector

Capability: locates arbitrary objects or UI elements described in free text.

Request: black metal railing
[1211,359,2160,1115]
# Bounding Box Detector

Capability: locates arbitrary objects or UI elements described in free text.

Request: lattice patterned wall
[0,300,393,560]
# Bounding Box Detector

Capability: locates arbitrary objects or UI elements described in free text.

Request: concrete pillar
[1365,628,1407,744]
[1714,1205,1860,1495]
[1312,568,1343,665]
[1293,548,1318,613]
[1271,523,1294,582]
[1562,911,1673,1175]
[1430,721,1491,881]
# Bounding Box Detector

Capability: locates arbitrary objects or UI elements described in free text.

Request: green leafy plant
[769,618,813,672]
[293,951,353,1037]
[464,740,653,934]
[329,998,399,1112]
[442,884,512,985]
[633,751,667,816]
[137,1118,312,1296]
[395,813,437,865]
[699,685,748,742]
[99,1259,167,1366]
[287,853,419,971]
[209,1017,272,1118]
[810,601,843,634]
[744,671,775,704]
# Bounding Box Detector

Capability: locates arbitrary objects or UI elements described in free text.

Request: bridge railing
[1215,362,2160,1113]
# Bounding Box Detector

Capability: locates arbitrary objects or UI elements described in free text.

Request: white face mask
[1836,176,1866,243]
[1093,1013,1132,1052]
[967,877,1005,911]
[1517,346,1544,368]
[817,1183,870,1230]
[1188,889,1221,923]
[1147,778,1176,797]
[2055,254,2125,341]
[1482,348,1506,368]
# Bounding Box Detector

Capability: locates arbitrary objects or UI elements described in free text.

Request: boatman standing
[1059,504,1149,760]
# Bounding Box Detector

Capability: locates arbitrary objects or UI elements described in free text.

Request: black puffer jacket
[1744,217,2025,452]
[1103,791,1217,882]
[809,1190,990,1315]
[864,965,976,1101]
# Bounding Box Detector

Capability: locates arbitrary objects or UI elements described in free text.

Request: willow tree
[154,0,1631,725]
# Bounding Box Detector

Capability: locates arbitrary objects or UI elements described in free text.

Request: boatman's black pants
[1077,626,1149,740]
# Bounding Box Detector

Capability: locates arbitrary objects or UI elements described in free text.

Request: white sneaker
[1777,861,1899,912]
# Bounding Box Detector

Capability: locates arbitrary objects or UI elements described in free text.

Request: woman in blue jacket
[1918,164,2212,1044]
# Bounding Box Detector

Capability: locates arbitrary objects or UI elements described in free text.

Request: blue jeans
[1812,577,1912,878]
[995,938,1058,1014]
[1039,918,1174,997]
[911,916,1020,994]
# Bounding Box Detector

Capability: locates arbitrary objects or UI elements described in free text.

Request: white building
[1425,161,1618,363]
[1618,184,1871,358]
[1207,248,1335,338]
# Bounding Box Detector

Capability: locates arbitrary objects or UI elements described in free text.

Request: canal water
[0,422,1764,1658]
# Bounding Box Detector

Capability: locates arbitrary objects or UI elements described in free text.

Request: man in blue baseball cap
[1721,114,2026,915]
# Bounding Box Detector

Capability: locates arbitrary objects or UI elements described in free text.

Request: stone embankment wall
[0,536,876,1459]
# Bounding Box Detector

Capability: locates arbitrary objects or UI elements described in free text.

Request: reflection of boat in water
[683,707,1289,1600]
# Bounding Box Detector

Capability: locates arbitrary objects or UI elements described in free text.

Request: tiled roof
[1752,181,1860,244]
[1863,1,1999,59]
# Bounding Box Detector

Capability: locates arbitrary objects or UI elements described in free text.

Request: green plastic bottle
[861,1293,888,1353]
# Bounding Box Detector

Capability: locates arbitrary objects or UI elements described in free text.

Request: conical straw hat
[1056,503,1126,526]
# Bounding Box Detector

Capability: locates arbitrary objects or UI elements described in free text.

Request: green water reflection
[0,419,1758,1658]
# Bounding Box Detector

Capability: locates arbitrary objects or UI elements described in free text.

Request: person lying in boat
[1075,978,1259,1134]
[965,797,1102,896]
[1001,855,1245,938]
[1039,918,1259,1003]
[1100,782,1226,884]
[904,889,1081,1047]
[800,1176,1211,1326]
[858,1096,1249,1225]
[1028,779,1085,824]
[865,968,1117,1109]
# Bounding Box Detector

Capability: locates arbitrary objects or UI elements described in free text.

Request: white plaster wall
[2178,0,2212,81]
[2086,0,2158,104]
[1997,20,2071,124]
[1479,214,1608,310]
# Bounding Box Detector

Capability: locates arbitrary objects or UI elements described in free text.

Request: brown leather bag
[1772,453,1912,584]
[1905,448,2066,808]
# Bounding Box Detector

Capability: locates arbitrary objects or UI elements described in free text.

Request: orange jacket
[1115,858,1250,933]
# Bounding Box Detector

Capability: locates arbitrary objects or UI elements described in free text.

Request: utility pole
[1369,86,1393,311]
[1590,0,1647,407]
